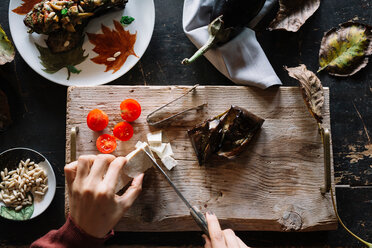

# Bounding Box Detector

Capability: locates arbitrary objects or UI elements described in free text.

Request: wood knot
[279,210,303,231]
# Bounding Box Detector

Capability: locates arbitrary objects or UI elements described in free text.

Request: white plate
[0,147,56,220]
[8,0,155,86]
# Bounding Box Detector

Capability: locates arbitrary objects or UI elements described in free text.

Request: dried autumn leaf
[285,64,324,123]
[269,0,320,32]
[87,20,137,73]
[35,37,88,80]
[318,22,372,77]
[12,0,41,15]
[0,25,15,65]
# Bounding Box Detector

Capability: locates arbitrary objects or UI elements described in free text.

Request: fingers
[206,212,226,248]
[117,173,144,210]
[237,236,250,248]
[65,161,78,186]
[202,234,212,248]
[103,157,127,191]
[64,161,78,195]
[76,155,96,182]
[223,229,240,248]
[88,154,115,181]
[204,213,247,248]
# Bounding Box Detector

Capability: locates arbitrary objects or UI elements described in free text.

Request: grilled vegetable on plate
[24,0,128,53]
[8,0,155,86]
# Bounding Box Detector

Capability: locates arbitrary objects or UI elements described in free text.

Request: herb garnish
[61,8,68,15]
[120,16,135,25]
[67,65,82,75]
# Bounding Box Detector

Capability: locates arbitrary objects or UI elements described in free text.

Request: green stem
[330,184,372,247]
[317,65,327,73]
[182,35,216,65]
[66,67,71,80]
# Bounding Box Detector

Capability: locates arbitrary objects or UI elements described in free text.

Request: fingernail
[207,211,214,216]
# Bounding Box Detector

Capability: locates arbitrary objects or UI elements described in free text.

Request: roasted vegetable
[24,0,128,53]
[182,0,266,65]
[188,106,264,165]
[188,117,223,165]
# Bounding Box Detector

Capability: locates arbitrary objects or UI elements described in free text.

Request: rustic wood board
[65,86,337,232]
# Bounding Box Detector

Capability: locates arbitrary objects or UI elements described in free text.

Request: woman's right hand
[203,212,249,248]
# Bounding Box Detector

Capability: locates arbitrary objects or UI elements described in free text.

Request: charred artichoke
[188,106,264,165]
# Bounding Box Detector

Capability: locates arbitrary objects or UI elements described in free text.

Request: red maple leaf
[12,0,41,15]
[87,20,138,73]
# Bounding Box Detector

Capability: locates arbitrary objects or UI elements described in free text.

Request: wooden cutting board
[65,85,337,232]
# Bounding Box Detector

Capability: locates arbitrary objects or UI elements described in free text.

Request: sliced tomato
[113,121,134,141]
[96,134,117,154]
[87,109,109,131]
[120,99,141,122]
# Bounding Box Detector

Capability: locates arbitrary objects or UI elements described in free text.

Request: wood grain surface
[65,85,337,232]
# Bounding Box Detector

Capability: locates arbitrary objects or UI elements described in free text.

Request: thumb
[117,173,144,211]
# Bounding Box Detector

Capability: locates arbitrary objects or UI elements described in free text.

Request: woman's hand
[203,212,249,248]
[64,154,144,238]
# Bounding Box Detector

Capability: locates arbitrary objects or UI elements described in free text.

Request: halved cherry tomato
[120,99,141,122]
[113,121,134,141]
[87,109,109,131]
[96,134,117,154]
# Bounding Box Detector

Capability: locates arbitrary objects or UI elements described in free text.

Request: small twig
[330,185,372,247]
[352,101,371,144]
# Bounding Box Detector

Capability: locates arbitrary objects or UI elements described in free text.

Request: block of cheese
[162,143,174,158]
[115,173,131,193]
[150,143,166,157]
[161,155,178,170]
[146,131,162,146]
[115,142,155,193]
[124,142,154,178]
[135,141,144,149]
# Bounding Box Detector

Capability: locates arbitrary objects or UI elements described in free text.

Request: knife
[143,150,209,237]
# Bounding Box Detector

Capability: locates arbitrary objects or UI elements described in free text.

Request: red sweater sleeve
[30,215,114,248]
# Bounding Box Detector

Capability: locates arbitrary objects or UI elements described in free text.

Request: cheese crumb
[162,143,174,158]
[135,141,143,149]
[150,143,166,157]
[161,155,178,171]
[147,131,162,146]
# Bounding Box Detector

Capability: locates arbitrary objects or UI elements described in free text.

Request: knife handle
[190,206,210,238]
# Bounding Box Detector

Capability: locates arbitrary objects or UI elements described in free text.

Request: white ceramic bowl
[0,148,56,220]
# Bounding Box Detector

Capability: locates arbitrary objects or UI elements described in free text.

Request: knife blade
[143,150,209,237]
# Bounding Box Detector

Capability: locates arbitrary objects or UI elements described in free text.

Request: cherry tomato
[113,121,134,141]
[96,134,117,154]
[87,109,109,131]
[120,99,141,122]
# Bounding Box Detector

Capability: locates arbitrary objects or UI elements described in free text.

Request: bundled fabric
[183,0,281,89]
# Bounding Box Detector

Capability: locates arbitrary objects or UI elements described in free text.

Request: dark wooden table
[1,0,371,247]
